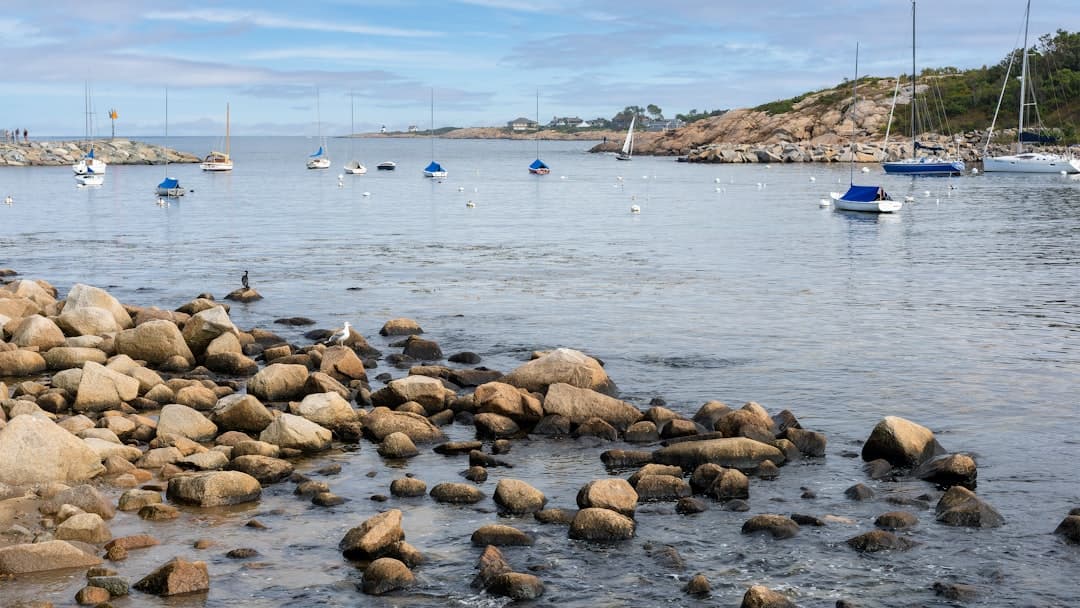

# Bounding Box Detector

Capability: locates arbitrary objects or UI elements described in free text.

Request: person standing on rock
[23,128,28,143]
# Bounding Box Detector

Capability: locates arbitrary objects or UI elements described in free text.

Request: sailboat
[883,1,964,176]
[615,115,635,161]
[307,88,331,169]
[156,89,185,197]
[200,103,233,171]
[529,90,550,175]
[73,82,107,178]
[834,43,902,213]
[344,91,367,175]
[983,0,1080,173]
[423,89,447,178]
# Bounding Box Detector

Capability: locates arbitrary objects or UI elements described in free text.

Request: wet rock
[474,381,543,421]
[635,474,692,501]
[0,349,47,376]
[1054,514,1080,543]
[627,463,682,487]
[659,418,699,440]
[104,534,159,552]
[361,557,414,595]
[741,585,796,608]
[863,458,896,479]
[935,486,1004,528]
[274,317,316,326]
[462,465,488,482]
[625,420,660,443]
[932,581,979,601]
[535,508,577,524]
[380,318,424,336]
[447,367,502,387]
[471,524,534,546]
[472,544,511,588]
[339,509,404,561]
[573,416,619,440]
[248,363,309,402]
[139,504,180,520]
[166,470,262,507]
[114,320,195,368]
[915,453,978,490]
[532,414,571,436]
[741,514,800,539]
[493,478,547,514]
[707,467,750,501]
[75,585,110,605]
[288,391,359,429]
[789,513,825,526]
[652,437,785,472]
[211,394,274,433]
[500,348,617,396]
[434,440,483,455]
[370,375,453,413]
[599,449,653,469]
[569,508,635,541]
[73,361,140,412]
[430,482,485,504]
[0,540,102,574]
[312,492,345,507]
[43,346,107,370]
[844,483,875,501]
[846,530,915,552]
[861,416,944,468]
[55,512,111,544]
[676,497,708,514]
[118,489,162,512]
[133,557,209,596]
[157,403,217,442]
[378,431,419,458]
[543,383,641,431]
[875,511,919,530]
[488,572,544,600]
[258,413,332,452]
[576,478,638,517]
[390,477,427,497]
[685,573,711,596]
[692,401,732,430]
[0,415,105,485]
[448,351,481,364]
[362,407,443,443]
[226,548,259,559]
[85,575,130,597]
[10,315,66,350]
[224,287,262,302]
[783,427,827,457]
[65,284,132,329]
[401,335,442,361]
[474,412,521,439]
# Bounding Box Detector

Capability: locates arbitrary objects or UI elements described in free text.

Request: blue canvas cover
[425,161,444,172]
[841,184,888,202]
[529,159,549,170]
[309,146,324,158]
[158,177,179,189]
[86,149,94,158]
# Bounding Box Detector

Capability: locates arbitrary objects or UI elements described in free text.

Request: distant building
[548,116,584,128]
[508,117,538,131]
[380,125,387,133]
[407,125,419,133]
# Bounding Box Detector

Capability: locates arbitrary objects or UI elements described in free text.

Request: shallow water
[1,137,1078,606]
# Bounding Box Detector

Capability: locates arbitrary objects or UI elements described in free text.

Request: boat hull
[423,170,448,178]
[982,153,1080,173]
[377,162,396,171]
[833,196,902,213]
[529,167,550,175]
[200,161,233,171]
[883,158,965,175]
[307,158,331,170]
[74,174,104,186]
[344,161,367,175]
[615,153,631,161]
[156,187,185,197]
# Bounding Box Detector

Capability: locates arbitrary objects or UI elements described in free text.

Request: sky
[2,0,1078,137]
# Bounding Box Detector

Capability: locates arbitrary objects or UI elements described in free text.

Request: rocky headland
[0,270,1070,605]
[0,140,199,168]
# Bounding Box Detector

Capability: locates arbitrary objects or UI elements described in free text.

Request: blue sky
[2,0,1077,137]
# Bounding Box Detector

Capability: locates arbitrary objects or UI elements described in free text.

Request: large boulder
[166,470,262,507]
[320,346,368,383]
[248,363,309,402]
[0,540,102,574]
[741,514,800,539]
[133,557,209,596]
[211,394,274,433]
[339,509,405,561]
[288,392,359,429]
[3,279,56,308]
[362,407,444,443]
[0,349,47,376]
[73,361,140,412]
[10,315,66,350]
[43,346,108,370]
[361,557,414,595]
[487,572,545,601]
[569,508,635,541]
[181,306,238,357]
[379,318,423,336]
[0,415,105,485]
[861,416,944,468]
[370,375,453,413]
[652,437,785,472]
[500,348,617,395]
[57,306,120,336]
[576,479,638,517]
[741,585,796,608]
[542,383,642,431]
[258,413,332,452]
[55,512,111,544]
[157,404,218,442]
[64,284,132,329]
[227,454,294,484]
[474,382,543,421]
[935,486,1004,528]
[493,479,547,514]
[114,320,195,367]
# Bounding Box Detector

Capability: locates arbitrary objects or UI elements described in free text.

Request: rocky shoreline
[0,140,199,168]
[1,271,1077,605]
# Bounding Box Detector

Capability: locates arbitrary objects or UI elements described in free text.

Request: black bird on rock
[241,270,249,289]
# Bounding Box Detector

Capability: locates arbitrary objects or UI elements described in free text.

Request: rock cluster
[0,140,199,167]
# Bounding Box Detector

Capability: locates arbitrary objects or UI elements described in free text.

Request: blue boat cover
[841,184,889,202]
[309,146,324,158]
[425,161,444,172]
[86,149,95,158]
[158,177,179,189]
[529,159,549,170]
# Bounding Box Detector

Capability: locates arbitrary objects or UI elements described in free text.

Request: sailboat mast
[164,89,169,175]
[850,43,859,185]
[430,88,435,160]
[536,89,540,157]
[225,103,230,157]
[1017,0,1031,152]
[911,0,916,158]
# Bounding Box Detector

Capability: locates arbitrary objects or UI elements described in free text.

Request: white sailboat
[200,103,233,171]
[529,90,549,175]
[307,87,331,169]
[156,89,185,197]
[615,115,635,161]
[983,0,1080,173]
[72,81,107,178]
[344,91,367,175]
[423,89,447,178]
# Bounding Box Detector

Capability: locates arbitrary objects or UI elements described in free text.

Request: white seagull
[3,195,12,205]
[327,322,352,346]
[630,204,641,214]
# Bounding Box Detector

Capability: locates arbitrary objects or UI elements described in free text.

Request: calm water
[1,137,1078,606]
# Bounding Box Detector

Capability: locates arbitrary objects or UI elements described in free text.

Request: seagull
[327,322,352,346]
[809,176,816,182]
[241,270,249,289]
[3,195,12,205]
[861,166,870,173]
[458,186,465,192]
[819,198,830,207]
[630,204,641,214]
[466,200,475,208]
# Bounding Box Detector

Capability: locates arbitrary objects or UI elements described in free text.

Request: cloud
[0,17,58,46]
[143,8,442,38]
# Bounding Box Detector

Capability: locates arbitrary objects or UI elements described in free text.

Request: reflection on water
[2,139,1079,606]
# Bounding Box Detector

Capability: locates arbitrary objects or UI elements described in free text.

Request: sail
[309,146,325,158]
[424,161,444,173]
[621,116,636,155]
[529,159,549,170]
[840,185,888,202]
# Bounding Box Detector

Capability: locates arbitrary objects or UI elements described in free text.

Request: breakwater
[0,140,199,167]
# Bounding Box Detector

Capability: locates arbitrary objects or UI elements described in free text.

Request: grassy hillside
[754,29,1080,144]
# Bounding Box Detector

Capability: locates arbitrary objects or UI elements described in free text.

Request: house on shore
[548,116,584,128]
[508,117,538,131]
[645,118,685,132]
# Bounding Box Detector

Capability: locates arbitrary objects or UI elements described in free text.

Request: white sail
[621,116,635,155]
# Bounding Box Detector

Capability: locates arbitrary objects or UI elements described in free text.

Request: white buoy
[971,168,979,175]
[560,175,567,179]
[809,176,816,182]
[861,166,870,173]
[630,204,641,214]
[617,176,624,181]
[924,190,931,197]
[338,174,344,180]
[819,198,830,207]
[765,164,771,169]
[714,177,721,183]
[466,200,475,208]
[904,196,914,202]
[715,187,722,192]
[458,186,465,192]
[362,191,371,197]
